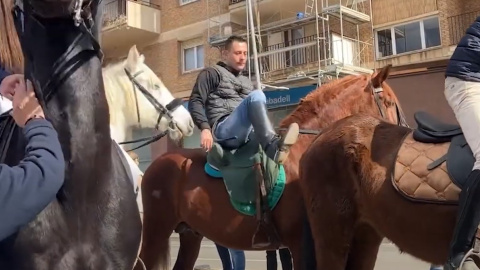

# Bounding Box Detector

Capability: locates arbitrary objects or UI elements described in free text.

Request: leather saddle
[412,111,474,188]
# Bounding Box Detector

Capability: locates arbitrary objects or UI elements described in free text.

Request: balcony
[229,0,308,30]
[101,0,161,55]
[253,33,373,84]
[448,10,480,46]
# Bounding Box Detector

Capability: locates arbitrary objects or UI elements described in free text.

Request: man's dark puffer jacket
[446,15,480,82]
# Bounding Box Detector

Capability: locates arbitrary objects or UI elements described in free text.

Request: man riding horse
[188,35,299,164]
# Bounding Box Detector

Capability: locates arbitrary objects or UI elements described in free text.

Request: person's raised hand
[0,74,24,100]
[12,79,45,127]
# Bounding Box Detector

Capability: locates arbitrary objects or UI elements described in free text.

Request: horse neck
[102,64,140,139]
[27,22,113,201]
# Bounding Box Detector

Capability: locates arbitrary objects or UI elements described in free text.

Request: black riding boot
[247,101,299,164]
[444,169,480,269]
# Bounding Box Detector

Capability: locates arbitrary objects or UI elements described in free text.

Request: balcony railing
[248,34,373,79]
[258,35,325,74]
[102,0,160,28]
[448,10,480,46]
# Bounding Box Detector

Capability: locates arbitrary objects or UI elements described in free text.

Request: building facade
[100,0,480,168]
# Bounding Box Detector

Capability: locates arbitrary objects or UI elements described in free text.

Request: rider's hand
[12,79,45,128]
[201,129,213,152]
[0,74,24,100]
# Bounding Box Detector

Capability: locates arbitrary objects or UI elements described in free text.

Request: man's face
[224,41,248,72]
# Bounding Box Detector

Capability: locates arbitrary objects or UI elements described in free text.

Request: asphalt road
[167,234,437,270]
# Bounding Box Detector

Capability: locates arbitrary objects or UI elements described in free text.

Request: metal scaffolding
[206,0,374,87]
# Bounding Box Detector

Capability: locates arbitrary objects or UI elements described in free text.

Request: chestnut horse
[298,110,480,269]
[137,65,406,270]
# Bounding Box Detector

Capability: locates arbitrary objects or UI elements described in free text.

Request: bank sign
[264,85,317,109]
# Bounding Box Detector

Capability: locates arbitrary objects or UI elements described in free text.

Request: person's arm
[188,68,220,131]
[0,118,65,241]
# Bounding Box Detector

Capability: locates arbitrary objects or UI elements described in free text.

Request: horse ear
[126,45,140,71]
[371,64,392,88]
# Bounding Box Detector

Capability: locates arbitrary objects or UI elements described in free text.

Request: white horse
[0,45,195,194]
[103,45,194,144]
[102,45,194,192]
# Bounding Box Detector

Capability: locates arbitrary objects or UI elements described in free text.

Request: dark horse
[298,97,480,267]
[0,0,142,269]
[136,65,407,270]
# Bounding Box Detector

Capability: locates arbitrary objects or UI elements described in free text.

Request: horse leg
[345,223,383,270]
[173,231,203,270]
[302,180,357,270]
[286,238,303,270]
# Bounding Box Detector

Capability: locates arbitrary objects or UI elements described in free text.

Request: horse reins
[12,0,103,104]
[119,69,184,151]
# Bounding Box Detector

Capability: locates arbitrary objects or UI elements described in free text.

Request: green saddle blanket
[205,139,286,216]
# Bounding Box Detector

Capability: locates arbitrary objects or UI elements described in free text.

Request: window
[183,44,204,72]
[375,16,441,58]
[180,0,198,5]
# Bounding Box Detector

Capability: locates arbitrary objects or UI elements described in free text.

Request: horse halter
[124,68,184,130]
[12,0,103,103]
[369,80,409,127]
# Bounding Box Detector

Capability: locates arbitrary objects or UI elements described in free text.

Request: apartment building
[374,0,480,126]
[99,0,480,167]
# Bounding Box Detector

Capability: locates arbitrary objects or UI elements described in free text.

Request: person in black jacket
[444,16,480,270]
[0,73,65,241]
[188,35,299,164]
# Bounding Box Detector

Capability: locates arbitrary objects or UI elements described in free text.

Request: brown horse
[298,109,480,269]
[136,64,405,270]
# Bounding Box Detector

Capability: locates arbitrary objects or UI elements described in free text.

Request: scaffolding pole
[246,3,251,80]
[314,0,321,86]
[246,0,262,90]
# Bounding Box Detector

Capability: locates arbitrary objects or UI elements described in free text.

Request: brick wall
[160,0,229,33]
[139,31,223,98]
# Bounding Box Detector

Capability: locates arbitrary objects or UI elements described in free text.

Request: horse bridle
[118,69,185,151]
[123,68,184,130]
[369,80,409,128]
[12,0,103,104]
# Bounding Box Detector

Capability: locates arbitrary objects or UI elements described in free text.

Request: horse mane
[279,70,403,130]
[0,0,24,73]
[101,59,139,128]
[279,74,368,129]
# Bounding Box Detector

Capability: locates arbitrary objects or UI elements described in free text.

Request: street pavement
[167,234,435,270]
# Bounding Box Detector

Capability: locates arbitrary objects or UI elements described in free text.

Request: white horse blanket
[0,97,143,193]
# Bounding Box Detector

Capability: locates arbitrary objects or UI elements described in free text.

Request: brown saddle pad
[392,133,461,204]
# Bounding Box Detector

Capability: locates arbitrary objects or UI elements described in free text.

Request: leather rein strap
[12,0,103,105]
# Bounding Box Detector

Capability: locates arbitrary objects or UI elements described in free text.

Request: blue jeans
[215,243,246,270]
[214,90,266,149]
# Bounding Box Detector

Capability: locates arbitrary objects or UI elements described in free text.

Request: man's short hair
[224,35,247,50]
